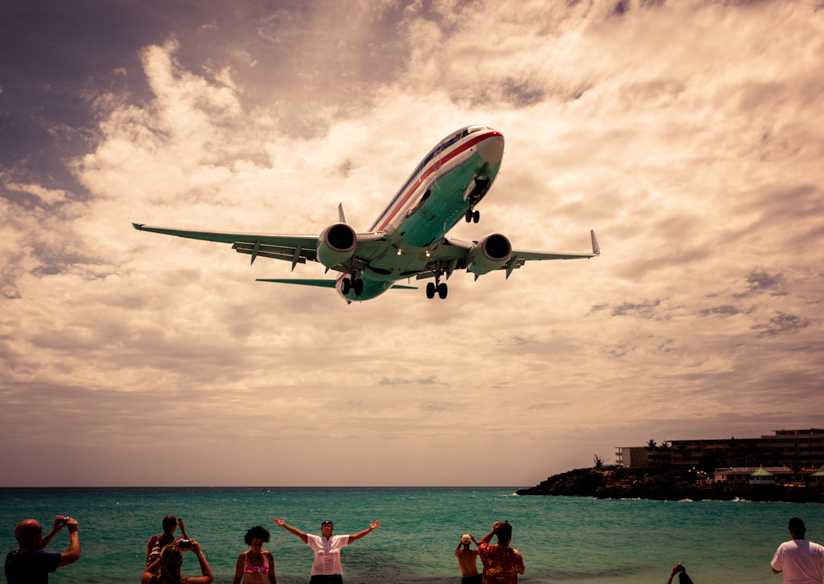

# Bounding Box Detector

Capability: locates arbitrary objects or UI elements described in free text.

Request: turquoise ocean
[3,487,823,584]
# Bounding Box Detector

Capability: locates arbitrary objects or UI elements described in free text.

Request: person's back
[455,535,481,583]
[772,518,824,584]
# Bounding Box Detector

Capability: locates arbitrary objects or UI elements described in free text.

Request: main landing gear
[426,281,447,299]
[341,277,364,296]
[465,209,480,223]
[425,260,448,299]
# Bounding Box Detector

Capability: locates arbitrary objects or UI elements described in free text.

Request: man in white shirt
[274,517,380,583]
[772,518,824,584]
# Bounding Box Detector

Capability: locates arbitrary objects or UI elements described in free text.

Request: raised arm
[480,522,500,545]
[57,518,80,568]
[178,518,190,540]
[348,520,381,544]
[142,558,161,584]
[274,518,308,544]
[185,541,214,584]
[38,516,66,551]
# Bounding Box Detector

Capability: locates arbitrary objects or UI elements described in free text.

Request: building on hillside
[616,428,824,471]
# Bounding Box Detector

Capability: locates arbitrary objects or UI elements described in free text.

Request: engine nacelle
[466,233,512,276]
[317,222,357,268]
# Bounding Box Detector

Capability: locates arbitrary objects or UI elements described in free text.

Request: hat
[461,534,471,544]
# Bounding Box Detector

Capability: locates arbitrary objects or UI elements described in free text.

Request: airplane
[132,124,600,303]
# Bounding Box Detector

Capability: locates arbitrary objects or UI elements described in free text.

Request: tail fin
[338,203,348,224]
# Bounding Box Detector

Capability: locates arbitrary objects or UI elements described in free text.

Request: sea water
[2,487,823,583]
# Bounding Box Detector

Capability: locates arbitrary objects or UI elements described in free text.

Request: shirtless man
[455,534,482,584]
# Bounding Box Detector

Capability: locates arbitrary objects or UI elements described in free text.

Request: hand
[370,520,381,530]
[492,522,501,533]
[66,517,78,533]
[191,540,202,555]
[274,518,286,527]
[178,518,185,528]
[52,516,67,532]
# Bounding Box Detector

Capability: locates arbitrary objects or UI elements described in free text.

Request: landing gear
[465,209,480,223]
[425,261,448,300]
[437,282,448,299]
[342,276,363,296]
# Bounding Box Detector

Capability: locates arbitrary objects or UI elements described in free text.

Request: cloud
[2,0,824,486]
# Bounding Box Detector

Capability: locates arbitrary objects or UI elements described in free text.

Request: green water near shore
[2,487,823,583]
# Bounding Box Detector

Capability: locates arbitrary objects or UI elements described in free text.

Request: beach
[2,487,823,583]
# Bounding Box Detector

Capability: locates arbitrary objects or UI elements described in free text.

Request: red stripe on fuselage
[375,131,502,232]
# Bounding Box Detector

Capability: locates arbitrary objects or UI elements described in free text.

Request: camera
[179,540,192,549]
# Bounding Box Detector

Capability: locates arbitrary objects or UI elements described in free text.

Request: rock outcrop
[516,467,824,503]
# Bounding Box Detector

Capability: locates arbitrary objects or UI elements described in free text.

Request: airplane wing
[419,230,600,280]
[131,222,383,273]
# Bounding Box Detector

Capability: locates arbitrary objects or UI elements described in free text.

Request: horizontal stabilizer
[256,279,338,288]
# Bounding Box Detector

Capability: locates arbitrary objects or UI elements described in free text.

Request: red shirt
[478,541,525,584]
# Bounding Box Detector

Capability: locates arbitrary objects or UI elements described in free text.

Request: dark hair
[245,525,271,545]
[162,515,177,534]
[789,517,806,535]
[496,522,512,544]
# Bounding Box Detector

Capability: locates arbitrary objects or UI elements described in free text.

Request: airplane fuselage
[339,125,504,301]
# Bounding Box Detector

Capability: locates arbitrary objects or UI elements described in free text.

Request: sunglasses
[321,521,333,527]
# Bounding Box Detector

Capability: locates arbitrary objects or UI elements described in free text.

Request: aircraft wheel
[465,210,473,223]
[426,282,436,299]
[354,278,364,296]
[437,282,448,299]
[341,278,351,294]
[473,210,480,223]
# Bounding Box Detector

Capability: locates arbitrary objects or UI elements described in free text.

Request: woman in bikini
[233,525,278,584]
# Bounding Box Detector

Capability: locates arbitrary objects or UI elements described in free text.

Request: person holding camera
[146,515,189,567]
[142,540,213,584]
[5,516,80,584]
[666,563,695,584]
[233,525,277,584]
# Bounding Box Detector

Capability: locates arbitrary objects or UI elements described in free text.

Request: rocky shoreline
[516,467,824,503]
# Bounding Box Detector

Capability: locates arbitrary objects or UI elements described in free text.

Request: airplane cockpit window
[467,125,485,134]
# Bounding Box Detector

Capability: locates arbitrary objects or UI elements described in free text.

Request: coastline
[516,467,824,503]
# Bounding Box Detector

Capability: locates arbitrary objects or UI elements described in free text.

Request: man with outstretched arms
[772,517,824,584]
[5,516,80,584]
[477,521,525,584]
[274,517,380,584]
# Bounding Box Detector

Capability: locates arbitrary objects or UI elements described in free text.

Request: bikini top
[244,552,270,574]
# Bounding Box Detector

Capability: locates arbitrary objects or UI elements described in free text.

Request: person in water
[455,533,482,583]
[142,541,213,584]
[274,517,381,583]
[233,526,277,584]
[146,515,189,567]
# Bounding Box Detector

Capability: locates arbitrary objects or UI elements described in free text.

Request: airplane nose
[477,134,504,164]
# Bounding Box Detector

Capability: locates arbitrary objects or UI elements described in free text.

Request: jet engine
[466,233,512,276]
[317,222,357,268]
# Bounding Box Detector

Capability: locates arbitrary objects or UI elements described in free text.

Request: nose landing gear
[465,209,480,223]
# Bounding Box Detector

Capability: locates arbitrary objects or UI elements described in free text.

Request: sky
[1,0,823,487]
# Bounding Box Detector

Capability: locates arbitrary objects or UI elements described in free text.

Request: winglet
[338,203,348,224]
[591,230,600,255]
[132,221,144,230]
